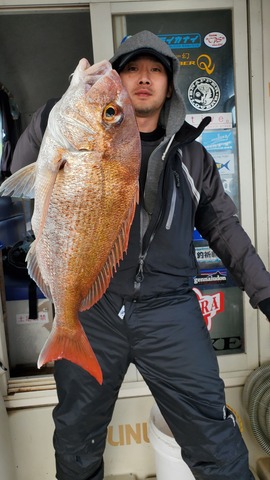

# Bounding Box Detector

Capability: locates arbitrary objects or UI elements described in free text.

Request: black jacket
[108,119,270,306]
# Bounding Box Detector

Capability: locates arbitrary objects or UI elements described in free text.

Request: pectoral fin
[0,163,36,198]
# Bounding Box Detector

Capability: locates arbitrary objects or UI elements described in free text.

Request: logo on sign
[193,287,225,330]
[158,33,201,49]
[107,422,149,446]
[193,270,227,286]
[213,153,234,174]
[177,53,215,74]
[188,77,220,111]
[222,176,233,194]
[197,54,215,75]
[195,246,220,264]
[201,131,234,152]
[186,113,232,130]
[204,32,227,48]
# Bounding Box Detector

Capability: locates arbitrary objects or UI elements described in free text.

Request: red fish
[0,59,141,384]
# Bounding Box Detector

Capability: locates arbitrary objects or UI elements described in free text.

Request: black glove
[258,298,270,321]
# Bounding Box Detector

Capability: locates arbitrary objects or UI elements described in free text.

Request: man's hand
[258,298,270,321]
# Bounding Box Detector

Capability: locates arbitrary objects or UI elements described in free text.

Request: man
[11,30,270,480]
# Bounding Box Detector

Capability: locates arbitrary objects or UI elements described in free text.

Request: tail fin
[37,321,103,385]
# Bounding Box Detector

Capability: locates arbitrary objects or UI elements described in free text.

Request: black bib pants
[53,287,254,480]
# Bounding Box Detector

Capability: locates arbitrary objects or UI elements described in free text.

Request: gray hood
[110,30,186,137]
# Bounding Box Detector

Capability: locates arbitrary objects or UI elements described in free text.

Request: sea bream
[0,58,141,384]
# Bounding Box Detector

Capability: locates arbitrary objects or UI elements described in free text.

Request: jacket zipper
[165,169,181,230]
[134,229,157,296]
[133,134,176,299]
[166,178,177,230]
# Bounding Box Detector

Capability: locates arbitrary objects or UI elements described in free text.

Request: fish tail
[37,321,103,384]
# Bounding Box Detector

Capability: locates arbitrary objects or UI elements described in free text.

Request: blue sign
[201,130,234,152]
[158,33,201,49]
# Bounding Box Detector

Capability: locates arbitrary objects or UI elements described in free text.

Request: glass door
[90,0,258,381]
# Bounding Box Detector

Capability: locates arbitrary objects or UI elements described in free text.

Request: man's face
[119,55,172,120]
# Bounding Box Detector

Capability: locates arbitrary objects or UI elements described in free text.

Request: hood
[110,30,186,137]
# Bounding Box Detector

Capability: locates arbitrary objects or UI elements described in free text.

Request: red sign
[193,288,225,330]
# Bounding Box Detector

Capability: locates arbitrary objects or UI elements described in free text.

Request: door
[90,0,260,381]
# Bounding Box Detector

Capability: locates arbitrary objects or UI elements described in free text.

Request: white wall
[7,396,156,480]
[6,388,266,480]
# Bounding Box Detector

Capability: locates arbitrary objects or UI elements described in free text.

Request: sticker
[195,246,221,264]
[186,113,232,130]
[177,51,197,68]
[201,130,234,152]
[158,33,201,49]
[212,336,242,352]
[204,32,227,48]
[16,311,49,324]
[179,52,191,60]
[188,77,220,111]
[197,54,215,75]
[213,152,235,174]
[193,270,227,286]
[177,53,215,74]
[222,176,234,194]
[193,287,225,331]
[179,59,196,67]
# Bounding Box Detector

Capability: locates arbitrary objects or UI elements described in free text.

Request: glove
[258,298,270,321]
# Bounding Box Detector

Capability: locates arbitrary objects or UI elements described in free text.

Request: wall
[5,387,266,480]
[7,396,156,480]
[0,9,93,131]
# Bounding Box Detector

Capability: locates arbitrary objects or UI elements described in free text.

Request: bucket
[148,403,195,480]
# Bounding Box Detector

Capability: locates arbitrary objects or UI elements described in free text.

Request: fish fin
[80,191,138,310]
[31,149,65,241]
[0,163,36,198]
[26,239,53,300]
[37,320,103,385]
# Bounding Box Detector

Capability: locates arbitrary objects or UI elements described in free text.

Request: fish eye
[104,106,116,117]
[102,103,123,125]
